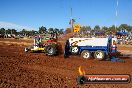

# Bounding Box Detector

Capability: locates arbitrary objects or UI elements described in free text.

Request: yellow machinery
[24,32,60,56]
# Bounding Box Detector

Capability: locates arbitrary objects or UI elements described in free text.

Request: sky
[0,0,132,31]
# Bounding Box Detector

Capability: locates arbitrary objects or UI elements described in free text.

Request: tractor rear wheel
[45,44,57,56]
[94,50,105,60]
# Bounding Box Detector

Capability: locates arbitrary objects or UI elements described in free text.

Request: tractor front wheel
[24,48,28,52]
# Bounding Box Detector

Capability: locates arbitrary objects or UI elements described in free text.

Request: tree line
[0,24,132,36]
[66,24,132,34]
[0,26,64,36]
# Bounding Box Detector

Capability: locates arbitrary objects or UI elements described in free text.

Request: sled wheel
[71,46,79,54]
[94,50,105,60]
[81,50,91,59]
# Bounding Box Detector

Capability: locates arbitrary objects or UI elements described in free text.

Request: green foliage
[0,24,132,36]
[6,29,11,34]
[54,28,59,34]
[102,26,108,30]
[119,24,132,32]
[19,29,28,36]
[59,29,64,34]
[108,25,117,33]
[11,29,17,34]
[80,26,91,32]
[0,28,5,34]
[94,25,100,30]
[48,28,54,33]
[39,26,47,34]
[65,28,71,34]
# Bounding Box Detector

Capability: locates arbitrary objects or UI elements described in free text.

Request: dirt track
[0,39,132,88]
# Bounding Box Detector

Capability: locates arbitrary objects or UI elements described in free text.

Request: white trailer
[64,37,118,60]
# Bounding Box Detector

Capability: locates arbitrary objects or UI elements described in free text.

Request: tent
[116,29,128,35]
[95,31,105,36]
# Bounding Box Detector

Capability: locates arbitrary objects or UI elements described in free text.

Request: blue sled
[111,56,125,62]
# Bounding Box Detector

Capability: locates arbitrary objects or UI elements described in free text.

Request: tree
[129,26,132,32]
[85,26,91,31]
[29,30,36,36]
[20,29,28,36]
[59,29,64,34]
[11,29,17,35]
[80,26,91,32]
[54,28,59,34]
[107,25,117,35]
[34,31,39,34]
[48,28,54,33]
[80,26,86,32]
[102,26,108,31]
[39,26,47,34]
[6,29,11,34]
[94,25,100,30]
[65,28,71,34]
[119,24,132,32]
[0,28,5,34]
[102,26,109,35]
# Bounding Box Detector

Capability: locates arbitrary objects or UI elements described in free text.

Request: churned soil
[0,39,132,88]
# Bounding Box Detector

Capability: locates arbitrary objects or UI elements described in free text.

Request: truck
[64,36,120,60]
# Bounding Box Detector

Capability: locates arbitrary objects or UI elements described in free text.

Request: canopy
[95,31,105,35]
[116,29,128,35]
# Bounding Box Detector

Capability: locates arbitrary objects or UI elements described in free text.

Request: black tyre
[94,50,105,60]
[71,46,79,54]
[76,75,86,85]
[45,44,57,56]
[24,48,28,52]
[81,50,91,59]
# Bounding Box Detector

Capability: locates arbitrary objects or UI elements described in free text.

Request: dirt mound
[58,33,74,41]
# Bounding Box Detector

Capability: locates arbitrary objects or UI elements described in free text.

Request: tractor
[24,31,61,56]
